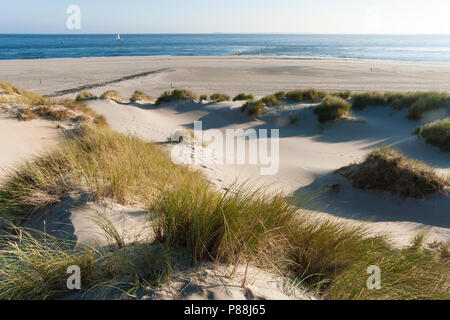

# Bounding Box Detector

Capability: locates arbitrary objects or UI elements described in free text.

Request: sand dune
[0,110,60,182]
[88,98,450,247]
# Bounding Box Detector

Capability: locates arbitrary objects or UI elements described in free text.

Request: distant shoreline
[1,54,450,66]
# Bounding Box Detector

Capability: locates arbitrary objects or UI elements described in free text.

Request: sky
[1,0,450,34]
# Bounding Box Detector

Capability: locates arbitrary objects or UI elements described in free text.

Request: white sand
[0,109,60,182]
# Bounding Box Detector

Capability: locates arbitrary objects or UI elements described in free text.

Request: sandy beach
[2,56,450,100]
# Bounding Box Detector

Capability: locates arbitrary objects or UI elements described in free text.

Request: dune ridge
[0,77,449,300]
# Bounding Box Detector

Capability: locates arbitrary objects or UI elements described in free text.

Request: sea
[1,34,450,63]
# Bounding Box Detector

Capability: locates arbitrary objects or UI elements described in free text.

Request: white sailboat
[116,33,121,41]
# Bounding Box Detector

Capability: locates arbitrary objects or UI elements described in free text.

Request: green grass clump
[415,117,450,152]
[75,91,96,101]
[406,92,449,120]
[285,217,387,290]
[172,89,197,101]
[210,93,230,102]
[241,100,264,117]
[130,90,152,102]
[286,90,304,102]
[153,183,296,264]
[314,95,351,123]
[100,90,123,102]
[352,92,388,110]
[155,89,198,105]
[155,91,172,105]
[0,81,48,106]
[233,93,254,101]
[331,91,352,99]
[261,94,279,107]
[285,89,326,103]
[274,91,287,100]
[352,91,449,119]
[199,94,208,101]
[35,105,71,122]
[301,89,327,102]
[337,146,449,199]
[329,244,449,300]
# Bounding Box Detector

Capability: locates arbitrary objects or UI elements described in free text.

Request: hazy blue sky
[1,0,450,34]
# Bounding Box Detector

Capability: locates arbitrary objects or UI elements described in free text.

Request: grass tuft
[314,95,351,123]
[100,90,123,102]
[210,93,230,102]
[0,81,48,106]
[415,117,450,152]
[75,91,96,101]
[130,90,152,103]
[352,92,387,110]
[17,108,38,121]
[155,89,198,105]
[261,94,279,107]
[0,225,100,300]
[330,91,352,99]
[337,146,449,199]
[274,91,287,100]
[410,232,427,250]
[233,93,254,101]
[286,89,326,103]
[241,100,264,117]
[35,105,71,122]
[352,91,450,119]
[153,183,296,264]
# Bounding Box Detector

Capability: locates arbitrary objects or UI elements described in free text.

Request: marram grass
[314,95,351,123]
[415,117,450,152]
[130,90,152,102]
[0,117,448,299]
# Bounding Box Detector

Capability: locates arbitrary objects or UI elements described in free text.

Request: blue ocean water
[1,34,450,62]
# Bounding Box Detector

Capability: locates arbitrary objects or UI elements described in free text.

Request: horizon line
[2,33,450,36]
